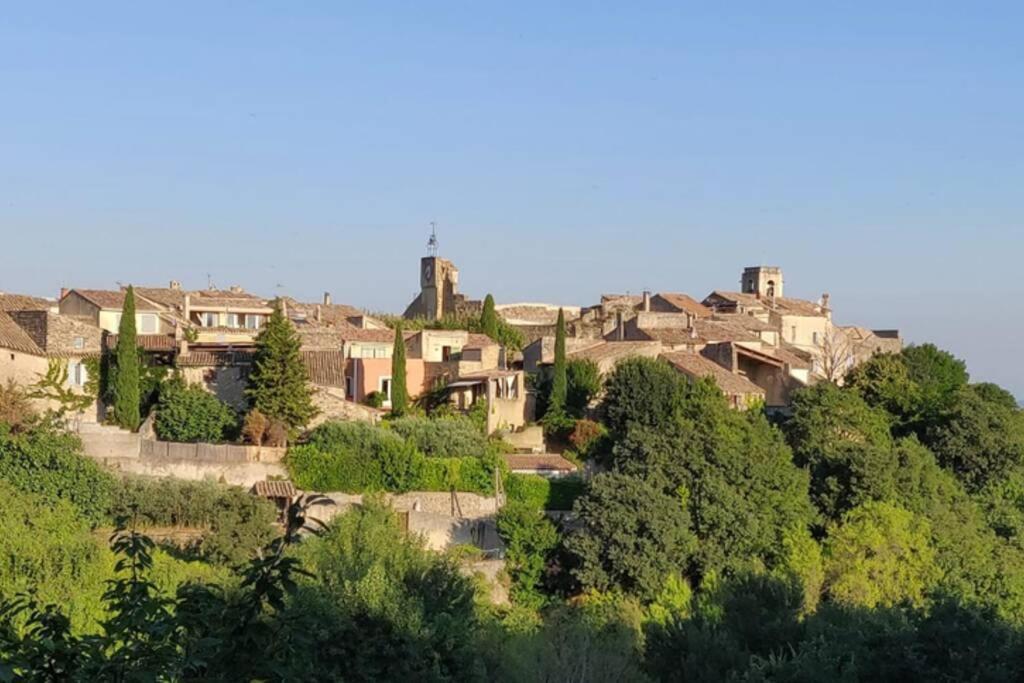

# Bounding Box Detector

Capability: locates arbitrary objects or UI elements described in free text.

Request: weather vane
[427,221,439,256]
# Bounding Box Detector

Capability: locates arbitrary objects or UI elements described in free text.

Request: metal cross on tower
[427,221,439,256]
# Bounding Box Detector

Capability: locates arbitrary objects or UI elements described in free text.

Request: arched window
[766,280,776,298]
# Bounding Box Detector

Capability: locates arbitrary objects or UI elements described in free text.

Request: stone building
[0,305,103,421]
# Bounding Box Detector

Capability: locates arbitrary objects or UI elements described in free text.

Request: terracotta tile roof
[706,291,827,318]
[568,341,661,364]
[176,349,255,367]
[463,333,499,349]
[0,293,54,312]
[770,344,813,369]
[69,289,162,311]
[662,352,765,397]
[105,334,178,352]
[301,350,346,388]
[0,311,44,355]
[134,287,186,308]
[711,313,776,332]
[635,319,760,345]
[653,293,712,317]
[252,480,296,498]
[339,327,414,343]
[501,453,577,473]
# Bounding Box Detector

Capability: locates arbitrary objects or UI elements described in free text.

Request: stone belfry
[405,223,461,321]
[741,266,784,300]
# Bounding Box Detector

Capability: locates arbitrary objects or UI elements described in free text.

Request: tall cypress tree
[390,324,408,416]
[246,300,316,435]
[113,285,141,430]
[548,307,568,419]
[480,294,499,341]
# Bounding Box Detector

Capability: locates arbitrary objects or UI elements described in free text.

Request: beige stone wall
[776,314,829,352]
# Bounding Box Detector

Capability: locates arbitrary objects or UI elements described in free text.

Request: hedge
[506,473,586,511]
[288,421,505,495]
[386,415,488,458]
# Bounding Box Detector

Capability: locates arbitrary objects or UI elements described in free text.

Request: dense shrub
[295,421,425,492]
[506,473,586,511]
[0,421,116,525]
[387,415,488,458]
[154,377,238,443]
[496,502,559,608]
[418,455,499,495]
[109,477,278,565]
[288,421,504,495]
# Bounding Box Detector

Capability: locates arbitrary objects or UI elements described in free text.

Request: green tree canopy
[245,300,317,435]
[154,376,237,443]
[823,501,939,610]
[390,324,408,417]
[544,308,568,425]
[567,472,695,600]
[480,294,499,340]
[112,285,141,430]
[785,382,899,520]
[926,384,1024,492]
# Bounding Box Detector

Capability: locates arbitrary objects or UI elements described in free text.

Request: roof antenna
[427,221,439,256]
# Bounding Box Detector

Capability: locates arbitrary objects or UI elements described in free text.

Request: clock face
[423,263,433,283]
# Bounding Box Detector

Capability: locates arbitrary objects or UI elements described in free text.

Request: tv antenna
[427,221,439,256]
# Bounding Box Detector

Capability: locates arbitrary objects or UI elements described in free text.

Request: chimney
[688,313,698,339]
[642,290,651,312]
[315,304,322,323]
[229,285,243,294]
[323,292,332,306]
[59,287,69,300]
[169,280,181,290]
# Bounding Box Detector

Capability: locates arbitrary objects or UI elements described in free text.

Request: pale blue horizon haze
[1,3,1022,399]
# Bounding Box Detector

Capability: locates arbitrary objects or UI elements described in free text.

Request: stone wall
[309,491,499,520]
[140,439,286,463]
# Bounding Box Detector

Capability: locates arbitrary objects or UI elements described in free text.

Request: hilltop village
[0,252,899,435]
[6,248,1024,680]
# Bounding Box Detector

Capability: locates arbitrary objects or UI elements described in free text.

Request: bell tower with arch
[741,266,784,300]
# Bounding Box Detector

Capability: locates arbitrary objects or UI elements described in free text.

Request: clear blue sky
[2,3,1022,398]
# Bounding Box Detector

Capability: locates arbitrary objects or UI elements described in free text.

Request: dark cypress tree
[245,300,316,435]
[480,294,499,341]
[390,324,408,416]
[112,285,141,430]
[548,308,568,419]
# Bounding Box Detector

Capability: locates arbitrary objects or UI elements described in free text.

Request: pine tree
[112,285,141,430]
[245,300,316,435]
[480,294,499,341]
[548,308,568,419]
[390,324,408,416]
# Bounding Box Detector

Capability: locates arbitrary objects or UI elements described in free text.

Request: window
[226,313,240,328]
[68,361,86,387]
[442,345,452,362]
[812,331,819,346]
[380,377,393,404]
[245,314,261,330]
[140,314,157,333]
[204,312,219,327]
[73,336,84,349]
[791,326,797,342]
